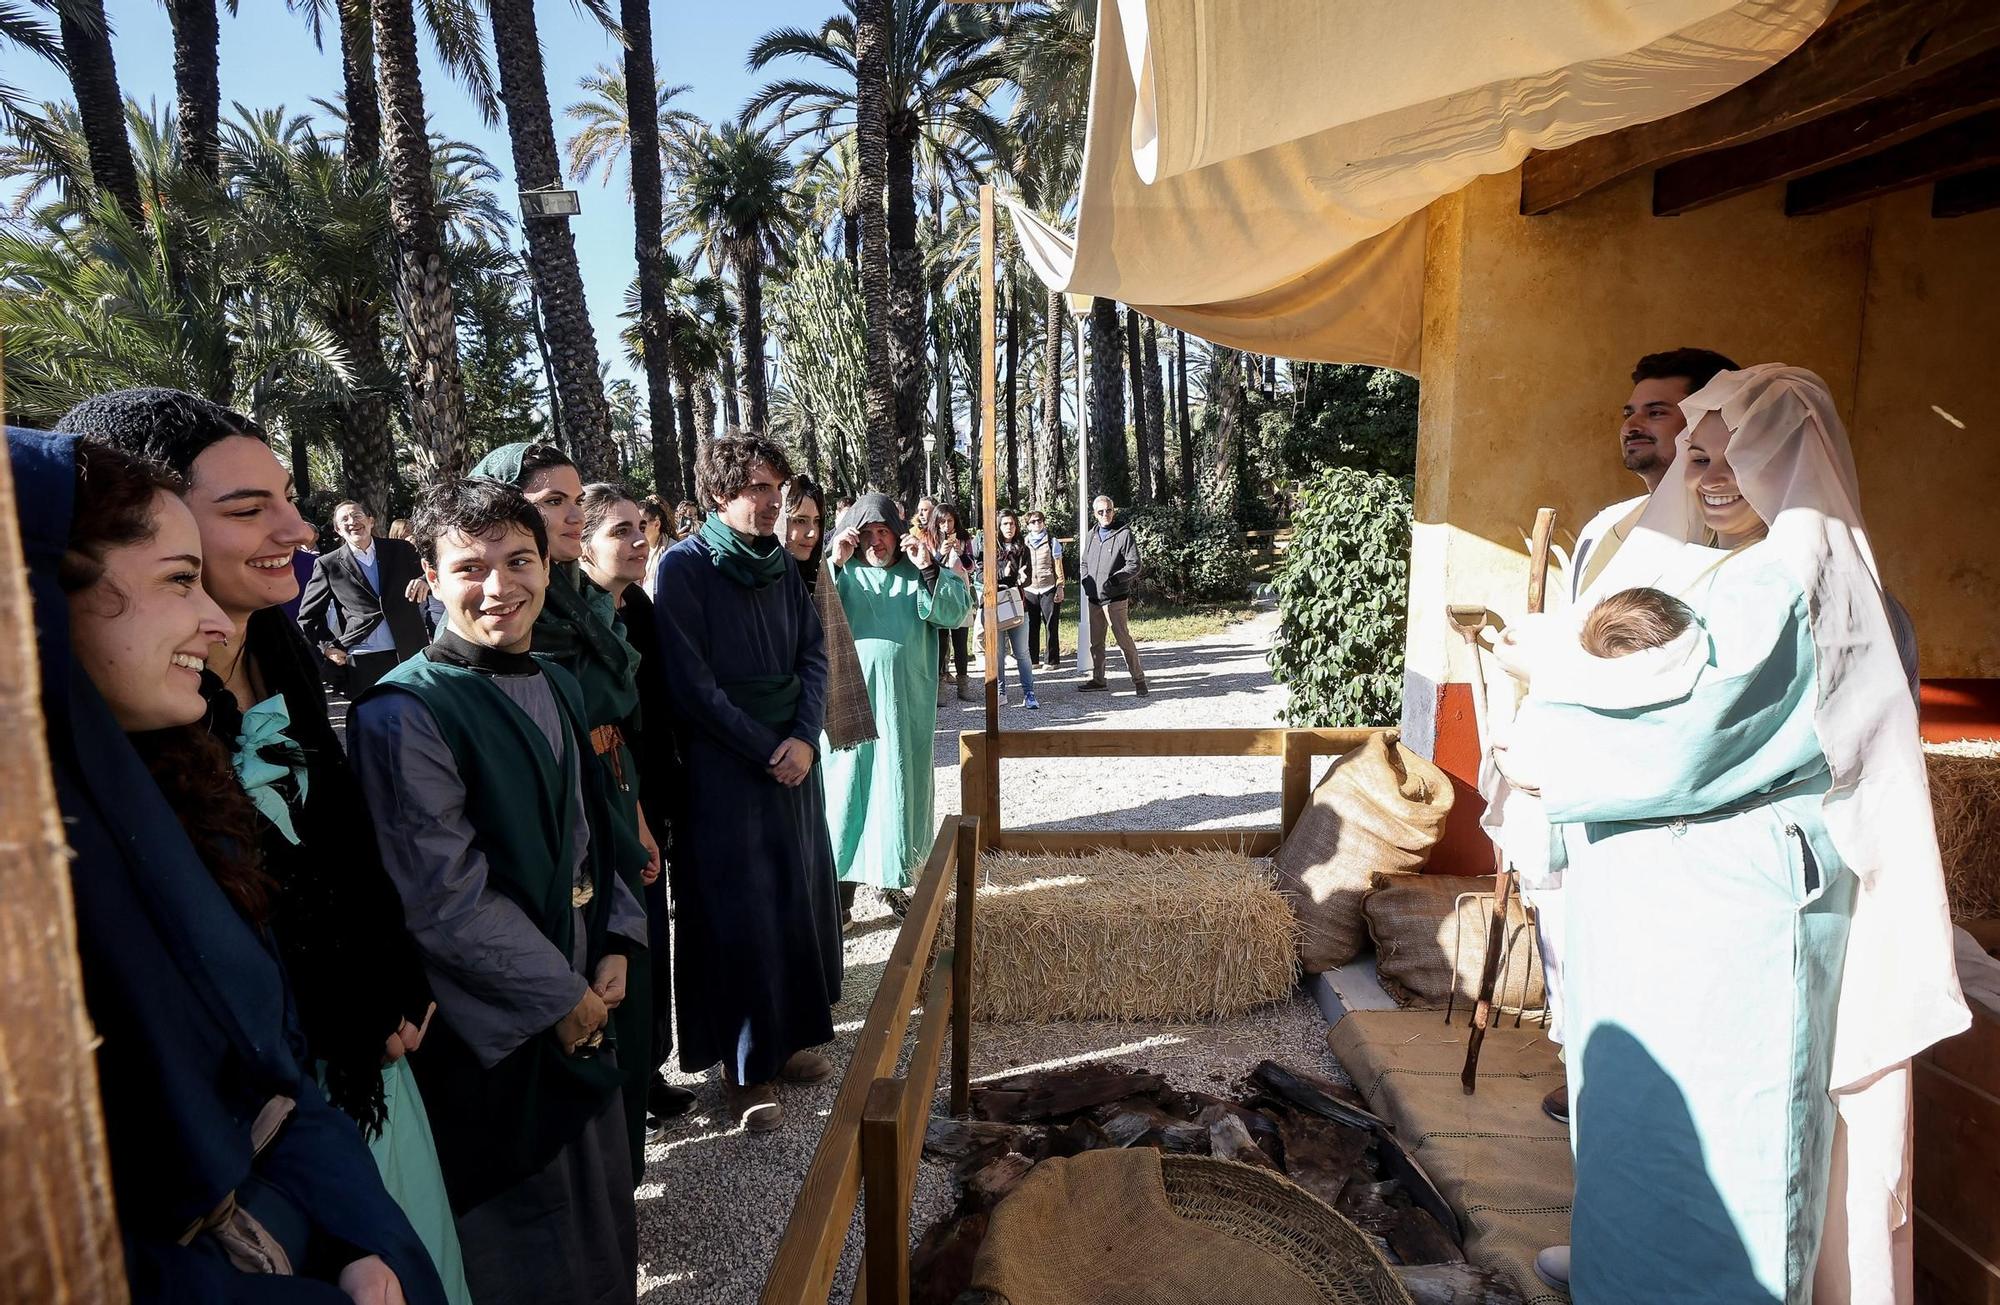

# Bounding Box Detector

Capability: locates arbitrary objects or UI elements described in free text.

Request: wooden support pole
[860,1078,909,1305]
[1280,730,1312,837]
[1462,507,1554,1095]
[978,185,1001,836]
[951,817,977,1118]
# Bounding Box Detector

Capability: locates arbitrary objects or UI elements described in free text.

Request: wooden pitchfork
[1457,507,1555,1095]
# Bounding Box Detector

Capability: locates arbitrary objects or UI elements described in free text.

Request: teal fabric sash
[720,673,802,730]
[699,513,789,590]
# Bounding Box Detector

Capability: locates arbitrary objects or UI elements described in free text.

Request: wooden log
[1205,1109,1280,1170]
[1386,1206,1466,1266]
[1179,1091,1286,1160]
[1785,108,2000,215]
[922,1117,1047,1172]
[1244,1060,1386,1132]
[1275,1111,1375,1210]
[961,1153,1036,1213]
[1046,1117,1114,1156]
[909,1212,990,1305]
[1093,1097,1208,1153]
[971,1065,1167,1123]
[1394,1263,1528,1305]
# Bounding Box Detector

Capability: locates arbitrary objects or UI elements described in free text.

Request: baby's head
[1580,587,1695,658]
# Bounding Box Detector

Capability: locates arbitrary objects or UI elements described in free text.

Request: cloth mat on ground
[969,1149,1411,1305]
[1327,1010,1572,1305]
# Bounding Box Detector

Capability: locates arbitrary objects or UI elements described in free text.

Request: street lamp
[518,186,581,218]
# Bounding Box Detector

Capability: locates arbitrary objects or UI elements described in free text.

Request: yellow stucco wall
[1405,166,2000,701]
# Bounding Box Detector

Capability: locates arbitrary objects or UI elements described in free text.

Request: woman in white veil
[1500,365,1966,1302]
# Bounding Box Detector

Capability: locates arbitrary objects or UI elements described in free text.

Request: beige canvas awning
[1011,0,1835,373]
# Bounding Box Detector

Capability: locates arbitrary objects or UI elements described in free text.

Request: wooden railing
[762,726,1394,1305]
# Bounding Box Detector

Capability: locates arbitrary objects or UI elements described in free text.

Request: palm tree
[164,0,221,179]
[850,0,893,489]
[746,0,1009,497]
[565,19,702,520]
[283,0,499,167]
[0,5,72,181]
[562,62,698,186]
[371,0,471,476]
[52,0,142,226]
[485,0,616,475]
[667,123,799,436]
[1087,295,1128,505]
[1142,315,1169,500]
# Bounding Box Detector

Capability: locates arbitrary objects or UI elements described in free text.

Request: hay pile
[1928,740,2000,922]
[947,849,1299,1023]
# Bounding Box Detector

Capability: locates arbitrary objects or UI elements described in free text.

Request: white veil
[1602,364,1967,1300]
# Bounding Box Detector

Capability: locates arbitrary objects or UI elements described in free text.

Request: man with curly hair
[650,435,843,1133]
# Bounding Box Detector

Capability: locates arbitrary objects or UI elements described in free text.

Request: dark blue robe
[650,532,842,1085]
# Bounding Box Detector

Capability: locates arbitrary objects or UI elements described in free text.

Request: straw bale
[1927,740,2000,923]
[946,850,1299,1023]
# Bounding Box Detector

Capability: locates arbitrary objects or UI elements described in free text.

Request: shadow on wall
[1571,1023,1779,1304]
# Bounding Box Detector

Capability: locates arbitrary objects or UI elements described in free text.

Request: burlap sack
[1274,735,1454,972]
[1363,875,1545,1012]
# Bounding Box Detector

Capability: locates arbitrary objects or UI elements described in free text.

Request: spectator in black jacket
[299,501,431,697]
[1079,495,1148,695]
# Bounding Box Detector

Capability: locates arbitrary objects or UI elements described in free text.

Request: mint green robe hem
[823,561,972,889]
[323,1058,472,1305]
[1517,549,1853,1304]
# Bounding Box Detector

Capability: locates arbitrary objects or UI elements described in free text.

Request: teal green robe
[823,559,973,888]
[1515,546,1854,1304]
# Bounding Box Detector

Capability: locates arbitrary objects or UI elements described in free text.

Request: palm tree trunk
[289,423,315,501]
[1038,286,1064,512]
[933,295,953,507]
[487,0,614,476]
[719,343,742,433]
[1209,345,1244,514]
[734,250,768,434]
[842,202,859,266]
[57,1,143,228]
[800,414,822,483]
[338,0,381,166]
[692,382,716,458]
[1143,317,1169,503]
[1005,275,1019,509]
[372,0,470,478]
[1125,307,1151,504]
[853,0,895,492]
[621,0,680,499]
[886,117,925,503]
[1176,327,1194,500]
[164,0,221,181]
[331,315,398,520]
[1088,297,1129,508]
[672,354,699,501]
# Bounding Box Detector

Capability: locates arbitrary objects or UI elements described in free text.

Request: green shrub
[1268,466,1412,726]
[1121,504,1253,605]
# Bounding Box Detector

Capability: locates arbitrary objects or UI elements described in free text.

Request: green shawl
[699,512,789,590]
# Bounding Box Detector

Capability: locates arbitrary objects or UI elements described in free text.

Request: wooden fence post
[951,818,978,1117]
[861,1077,910,1305]
[1280,730,1311,837]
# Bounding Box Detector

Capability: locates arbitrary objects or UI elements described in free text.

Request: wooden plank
[1914,1056,2000,1270]
[1281,731,1312,836]
[1653,50,2000,215]
[861,1078,909,1305]
[986,726,1384,759]
[1913,1210,2000,1305]
[951,819,977,1118]
[1926,1006,2000,1096]
[1522,0,2000,214]
[958,733,987,848]
[1786,109,2000,214]
[762,825,958,1305]
[1936,164,2000,216]
[902,950,957,1150]
[979,185,1002,812]
[996,828,1284,856]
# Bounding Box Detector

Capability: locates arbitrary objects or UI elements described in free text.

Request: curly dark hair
[696,434,792,509]
[56,386,268,486]
[410,477,549,568]
[56,442,276,924]
[1632,348,1740,393]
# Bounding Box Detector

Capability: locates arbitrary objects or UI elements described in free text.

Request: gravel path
[637,604,1350,1302]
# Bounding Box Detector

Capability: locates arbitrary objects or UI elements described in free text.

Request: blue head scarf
[9,428,301,1229]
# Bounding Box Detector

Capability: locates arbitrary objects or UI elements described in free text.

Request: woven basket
[967,1155,1414,1305]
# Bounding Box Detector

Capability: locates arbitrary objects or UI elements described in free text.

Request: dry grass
[1927,740,2000,922]
[947,849,1299,1023]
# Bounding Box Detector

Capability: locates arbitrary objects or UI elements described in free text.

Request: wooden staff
[1460,507,1555,1095]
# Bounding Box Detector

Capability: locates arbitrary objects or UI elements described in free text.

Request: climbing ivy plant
[1269,466,1412,726]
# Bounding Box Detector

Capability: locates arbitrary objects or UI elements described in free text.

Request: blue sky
[10,0,838,387]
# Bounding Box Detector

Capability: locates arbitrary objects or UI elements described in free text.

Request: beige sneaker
[780,1049,836,1084]
[724,1080,783,1133]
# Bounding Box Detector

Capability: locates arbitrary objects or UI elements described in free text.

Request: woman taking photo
[930,503,975,702]
[1498,366,1966,1303]
[983,509,1039,709]
[59,389,465,1301]
[13,427,445,1304]
[470,443,656,1172]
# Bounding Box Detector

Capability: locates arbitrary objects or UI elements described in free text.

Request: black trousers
[937,625,969,677]
[1026,589,1062,665]
[344,649,399,699]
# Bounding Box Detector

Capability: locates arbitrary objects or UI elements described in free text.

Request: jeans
[1087,598,1146,684]
[1026,588,1061,665]
[996,623,1036,698]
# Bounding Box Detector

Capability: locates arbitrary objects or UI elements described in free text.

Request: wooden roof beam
[1521,0,2000,215]
[1652,50,2000,215]
[1933,165,2000,217]
[1785,109,2000,214]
